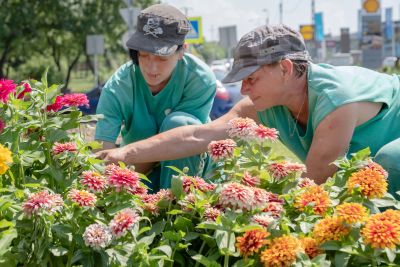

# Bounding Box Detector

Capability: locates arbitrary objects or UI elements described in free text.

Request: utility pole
[263,8,269,25]
[311,0,315,25]
[279,0,283,24]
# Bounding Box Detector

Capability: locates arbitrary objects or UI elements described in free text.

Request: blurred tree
[195,41,226,64]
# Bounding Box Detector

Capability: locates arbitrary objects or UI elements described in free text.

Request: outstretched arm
[96,97,257,166]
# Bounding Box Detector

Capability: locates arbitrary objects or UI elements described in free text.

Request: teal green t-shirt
[95,53,216,146]
[258,63,400,162]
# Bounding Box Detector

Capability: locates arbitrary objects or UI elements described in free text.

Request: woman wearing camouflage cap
[98,24,400,198]
[95,4,216,191]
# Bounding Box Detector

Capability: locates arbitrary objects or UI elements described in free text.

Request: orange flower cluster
[361,209,400,249]
[336,203,368,224]
[347,168,387,199]
[236,229,270,257]
[294,185,331,215]
[312,216,350,244]
[299,237,322,259]
[260,235,303,267]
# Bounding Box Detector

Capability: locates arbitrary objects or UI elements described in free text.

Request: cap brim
[126,31,178,56]
[221,65,260,83]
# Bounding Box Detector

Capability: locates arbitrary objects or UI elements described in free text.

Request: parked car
[382,56,398,68]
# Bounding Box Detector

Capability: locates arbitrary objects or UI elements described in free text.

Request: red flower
[108,168,140,192]
[80,171,107,193]
[241,171,260,187]
[182,176,216,193]
[236,229,270,257]
[0,79,17,103]
[253,124,279,141]
[16,82,32,99]
[207,139,236,161]
[46,95,64,112]
[52,142,77,155]
[61,93,89,108]
[268,161,306,180]
[252,214,274,228]
[109,208,139,238]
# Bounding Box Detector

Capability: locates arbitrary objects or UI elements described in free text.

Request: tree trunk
[63,52,81,91]
[0,38,13,78]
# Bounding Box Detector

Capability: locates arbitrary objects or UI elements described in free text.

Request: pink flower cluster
[218,182,277,211]
[204,207,222,221]
[268,161,307,180]
[141,189,174,216]
[252,214,275,228]
[68,189,97,206]
[52,142,77,155]
[109,208,139,238]
[241,171,260,187]
[0,79,17,103]
[227,117,279,142]
[182,176,216,193]
[80,171,107,193]
[23,190,63,217]
[46,93,89,112]
[208,139,236,161]
[83,223,112,250]
[107,166,143,194]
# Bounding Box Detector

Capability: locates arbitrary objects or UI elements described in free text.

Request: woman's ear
[280,59,294,77]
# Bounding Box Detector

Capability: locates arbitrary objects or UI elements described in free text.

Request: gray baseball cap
[126,4,191,56]
[222,24,311,83]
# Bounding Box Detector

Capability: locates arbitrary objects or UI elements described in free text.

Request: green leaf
[153,245,172,258]
[171,175,184,199]
[139,233,155,246]
[174,217,193,232]
[232,258,254,267]
[192,254,221,267]
[0,229,17,256]
[215,230,235,255]
[163,231,183,242]
[334,251,350,267]
[0,220,14,229]
[166,209,183,215]
[385,248,396,263]
[320,241,342,250]
[49,246,68,256]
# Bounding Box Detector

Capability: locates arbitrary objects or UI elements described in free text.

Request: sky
[161,0,400,41]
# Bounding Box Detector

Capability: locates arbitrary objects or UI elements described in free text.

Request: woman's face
[138,49,183,92]
[240,63,286,111]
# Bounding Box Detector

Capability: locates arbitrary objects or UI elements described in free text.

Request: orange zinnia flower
[361,209,400,249]
[336,203,368,224]
[260,235,303,267]
[294,185,331,215]
[299,237,322,259]
[347,168,387,199]
[312,216,350,244]
[236,229,270,257]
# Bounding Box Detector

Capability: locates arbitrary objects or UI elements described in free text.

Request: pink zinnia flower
[83,223,112,250]
[22,190,63,217]
[0,119,5,134]
[208,139,236,161]
[365,160,388,179]
[268,161,306,180]
[81,171,107,192]
[156,189,175,202]
[241,171,260,187]
[219,182,255,211]
[68,189,97,206]
[0,79,17,103]
[179,193,197,212]
[46,95,64,112]
[16,82,32,99]
[252,187,272,209]
[252,214,274,228]
[109,208,139,238]
[227,117,257,139]
[297,177,316,188]
[253,124,279,141]
[262,202,284,219]
[108,168,140,192]
[183,176,216,193]
[61,93,89,108]
[52,142,77,155]
[104,163,121,176]
[204,207,222,221]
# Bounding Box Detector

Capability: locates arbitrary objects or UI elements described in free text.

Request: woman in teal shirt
[95,4,216,191]
[97,24,400,198]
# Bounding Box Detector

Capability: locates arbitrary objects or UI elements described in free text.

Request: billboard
[299,24,314,41]
[186,17,204,44]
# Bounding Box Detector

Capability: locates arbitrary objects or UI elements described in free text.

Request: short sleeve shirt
[257,63,400,162]
[95,53,216,146]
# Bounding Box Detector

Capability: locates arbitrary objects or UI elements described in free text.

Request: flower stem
[194,240,206,267]
[224,231,231,267]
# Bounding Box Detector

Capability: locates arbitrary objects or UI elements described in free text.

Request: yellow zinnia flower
[236,228,270,258]
[260,235,303,267]
[299,237,322,259]
[336,203,368,224]
[0,144,12,174]
[312,216,350,244]
[347,168,387,199]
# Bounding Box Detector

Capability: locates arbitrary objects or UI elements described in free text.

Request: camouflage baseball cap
[222,24,311,83]
[126,4,191,56]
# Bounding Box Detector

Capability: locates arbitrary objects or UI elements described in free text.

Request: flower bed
[0,76,400,266]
